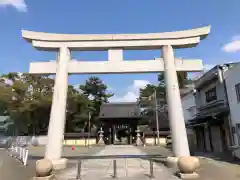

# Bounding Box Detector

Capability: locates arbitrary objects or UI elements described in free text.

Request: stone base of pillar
[166,156,179,168]
[51,158,68,170]
[177,172,199,179]
[32,174,55,180]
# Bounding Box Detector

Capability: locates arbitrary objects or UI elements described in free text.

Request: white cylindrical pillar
[45,47,70,161]
[162,45,190,157]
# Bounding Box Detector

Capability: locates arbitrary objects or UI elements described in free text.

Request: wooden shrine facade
[98,102,142,145]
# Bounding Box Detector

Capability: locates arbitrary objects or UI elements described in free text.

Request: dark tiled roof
[99,102,141,119]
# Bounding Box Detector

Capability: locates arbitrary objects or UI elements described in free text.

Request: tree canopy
[0,73,113,135]
[138,72,194,128]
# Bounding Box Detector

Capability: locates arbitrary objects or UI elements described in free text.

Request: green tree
[80,76,114,127]
[0,73,54,135]
[139,72,192,127]
[0,74,114,135]
[66,85,93,132]
[157,72,192,89]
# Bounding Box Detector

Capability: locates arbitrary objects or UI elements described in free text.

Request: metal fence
[74,154,164,179]
[8,146,29,166]
[3,136,31,166]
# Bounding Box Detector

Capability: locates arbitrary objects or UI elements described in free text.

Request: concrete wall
[181,92,196,122]
[63,139,97,146]
[145,137,167,146]
[10,136,97,146]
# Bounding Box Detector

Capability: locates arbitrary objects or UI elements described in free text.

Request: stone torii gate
[22,26,210,169]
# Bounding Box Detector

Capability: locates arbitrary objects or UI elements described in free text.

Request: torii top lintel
[21,26,211,51]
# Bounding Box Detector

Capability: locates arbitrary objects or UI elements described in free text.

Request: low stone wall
[10,136,97,147]
[145,137,167,146]
[63,138,97,146]
[32,136,48,146]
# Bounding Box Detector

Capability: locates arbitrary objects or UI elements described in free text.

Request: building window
[235,83,240,103]
[205,87,217,102]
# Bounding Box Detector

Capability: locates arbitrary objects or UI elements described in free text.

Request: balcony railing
[196,100,228,116]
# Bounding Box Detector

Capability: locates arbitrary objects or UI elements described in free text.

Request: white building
[224,63,240,149]
[181,87,196,122]
[182,63,240,154]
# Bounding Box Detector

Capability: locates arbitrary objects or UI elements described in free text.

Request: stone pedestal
[135,129,142,146]
[177,172,199,179]
[32,159,56,180]
[32,175,55,180]
[177,156,200,179]
[98,127,105,145]
[51,158,68,170]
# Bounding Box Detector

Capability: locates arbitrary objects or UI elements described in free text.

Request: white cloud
[222,36,240,53]
[110,80,150,102]
[0,0,27,12]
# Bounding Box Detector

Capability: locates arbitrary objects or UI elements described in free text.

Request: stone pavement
[28,145,105,159]
[195,157,240,180]
[4,145,239,180]
[0,146,105,180]
[58,145,180,180]
[139,146,240,180]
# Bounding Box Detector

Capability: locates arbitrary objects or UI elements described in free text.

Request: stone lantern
[135,128,142,146]
[98,127,105,145]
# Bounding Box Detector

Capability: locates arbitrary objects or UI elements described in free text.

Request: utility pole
[154,89,160,145]
[138,90,160,145]
[88,111,91,148]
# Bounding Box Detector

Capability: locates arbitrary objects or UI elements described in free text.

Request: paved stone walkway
[0,149,36,180]
[58,145,179,180]
[140,146,240,180]
[195,157,240,180]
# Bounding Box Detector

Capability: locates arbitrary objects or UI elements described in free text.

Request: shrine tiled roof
[99,102,141,119]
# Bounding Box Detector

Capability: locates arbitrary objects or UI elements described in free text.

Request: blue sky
[0,0,240,102]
